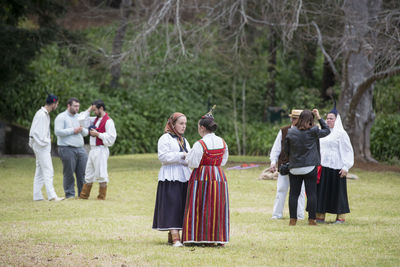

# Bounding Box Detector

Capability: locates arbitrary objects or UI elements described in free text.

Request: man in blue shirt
[55,98,88,199]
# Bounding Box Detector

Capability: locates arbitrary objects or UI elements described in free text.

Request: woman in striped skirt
[182,109,229,246]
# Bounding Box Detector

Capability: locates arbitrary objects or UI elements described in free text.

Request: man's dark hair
[296,110,315,130]
[45,94,58,105]
[67,97,79,106]
[92,99,106,111]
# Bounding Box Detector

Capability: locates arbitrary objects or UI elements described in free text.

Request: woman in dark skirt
[317,105,354,224]
[152,112,191,247]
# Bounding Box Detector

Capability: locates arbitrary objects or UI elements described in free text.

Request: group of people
[29,94,117,202]
[152,108,229,247]
[269,105,354,225]
[29,93,353,247]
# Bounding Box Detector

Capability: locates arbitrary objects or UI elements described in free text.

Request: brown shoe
[97,183,107,200]
[308,219,317,225]
[168,232,172,244]
[79,183,93,199]
[289,218,297,226]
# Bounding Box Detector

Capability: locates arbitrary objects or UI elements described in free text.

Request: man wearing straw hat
[269,109,305,220]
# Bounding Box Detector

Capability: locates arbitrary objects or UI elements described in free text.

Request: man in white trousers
[29,94,64,201]
[269,109,305,219]
[78,99,117,200]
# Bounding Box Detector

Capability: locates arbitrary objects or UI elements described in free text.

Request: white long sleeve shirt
[320,129,354,172]
[157,133,192,182]
[269,129,283,166]
[29,107,51,148]
[187,133,229,169]
[78,111,117,147]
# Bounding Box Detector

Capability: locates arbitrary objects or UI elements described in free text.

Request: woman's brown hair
[296,110,315,130]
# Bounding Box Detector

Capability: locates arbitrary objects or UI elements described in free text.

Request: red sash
[93,113,110,146]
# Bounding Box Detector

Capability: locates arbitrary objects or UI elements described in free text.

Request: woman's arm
[187,141,204,168]
[158,134,185,164]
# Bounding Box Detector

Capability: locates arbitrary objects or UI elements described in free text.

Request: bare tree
[308,0,400,162]
[90,0,400,160]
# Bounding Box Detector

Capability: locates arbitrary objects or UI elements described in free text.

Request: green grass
[0,154,399,266]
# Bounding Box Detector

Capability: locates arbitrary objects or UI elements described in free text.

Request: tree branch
[345,66,400,129]
[175,0,186,56]
[312,21,340,81]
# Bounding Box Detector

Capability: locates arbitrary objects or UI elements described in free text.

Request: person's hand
[74,126,83,134]
[182,152,187,159]
[268,163,277,173]
[339,169,348,178]
[90,128,99,137]
[312,109,321,120]
[88,105,95,112]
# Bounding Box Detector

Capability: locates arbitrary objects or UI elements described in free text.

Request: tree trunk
[232,82,241,155]
[110,0,132,89]
[242,80,247,155]
[339,0,382,162]
[263,28,277,122]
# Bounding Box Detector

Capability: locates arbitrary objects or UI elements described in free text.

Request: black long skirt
[152,180,188,231]
[317,167,350,214]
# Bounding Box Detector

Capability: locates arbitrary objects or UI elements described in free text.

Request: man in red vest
[79,100,117,200]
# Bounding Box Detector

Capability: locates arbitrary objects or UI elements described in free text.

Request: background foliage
[1,8,399,162]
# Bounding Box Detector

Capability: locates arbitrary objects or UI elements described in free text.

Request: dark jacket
[283,119,330,168]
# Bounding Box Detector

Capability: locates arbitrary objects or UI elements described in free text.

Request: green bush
[371,114,400,163]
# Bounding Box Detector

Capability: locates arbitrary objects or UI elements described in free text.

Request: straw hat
[288,109,303,118]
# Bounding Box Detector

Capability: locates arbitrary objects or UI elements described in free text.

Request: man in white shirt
[29,94,64,201]
[55,98,88,199]
[78,100,117,200]
[269,109,305,219]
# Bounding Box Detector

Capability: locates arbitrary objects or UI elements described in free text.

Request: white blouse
[320,126,354,172]
[187,133,229,169]
[158,133,192,182]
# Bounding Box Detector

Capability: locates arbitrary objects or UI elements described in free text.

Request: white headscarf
[320,113,354,171]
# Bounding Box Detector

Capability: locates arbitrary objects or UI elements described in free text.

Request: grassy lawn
[0,154,399,266]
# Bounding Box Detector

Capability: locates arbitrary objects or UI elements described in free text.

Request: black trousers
[289,167,317,219]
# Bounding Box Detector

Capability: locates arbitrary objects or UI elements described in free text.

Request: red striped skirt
[182,165,230,244]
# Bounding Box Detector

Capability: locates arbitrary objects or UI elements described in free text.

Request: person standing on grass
[182,106,230,246]
[152,112,191,247]
[316,103,354,224]
[269,109,306,220]
[29,94,64,202]
[284,109,330,226]
[55,98,88,199]
[78,100,117,200]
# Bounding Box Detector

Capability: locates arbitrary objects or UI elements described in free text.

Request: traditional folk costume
[317,112,354,223]
[270,110,306,220]
[152,113,191,234]
[29,102,62,201]
[182,132,229,245]
[78,109,117,200]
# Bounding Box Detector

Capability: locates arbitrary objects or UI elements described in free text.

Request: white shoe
[172,241,183,247]
[271,216,282,219]
[49,197,65,202]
